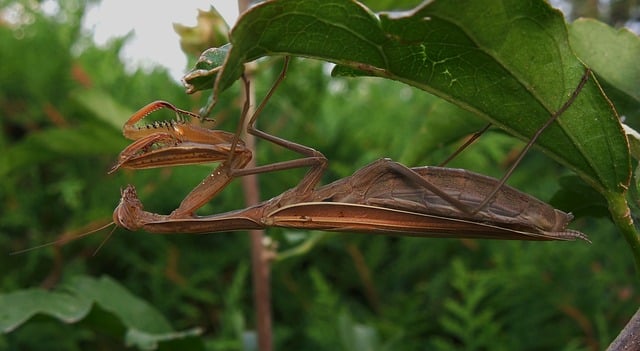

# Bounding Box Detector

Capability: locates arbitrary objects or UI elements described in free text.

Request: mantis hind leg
[437,68,591,214]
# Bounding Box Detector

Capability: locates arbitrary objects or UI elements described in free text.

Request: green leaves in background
[0,276,203,350]
[3,0,640,349]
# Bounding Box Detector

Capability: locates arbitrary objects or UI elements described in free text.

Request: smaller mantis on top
[111,66,327,219]
[109,100,254,217]
[109,60,591,241]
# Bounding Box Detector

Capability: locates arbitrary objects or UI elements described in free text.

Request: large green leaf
[569,18,640,103]
[0,276,203,350]
[569,18,640,121]
[187,0,629,197]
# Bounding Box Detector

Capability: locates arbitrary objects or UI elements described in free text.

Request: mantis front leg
[114,61,327,219]
[112,100,253,218]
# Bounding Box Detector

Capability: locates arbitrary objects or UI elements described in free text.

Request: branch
[607,305,640,350]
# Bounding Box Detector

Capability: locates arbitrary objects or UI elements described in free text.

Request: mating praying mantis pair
[109,59,589,242]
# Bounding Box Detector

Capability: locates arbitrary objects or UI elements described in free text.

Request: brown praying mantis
[110,61,591,242]
[114,159,587,240]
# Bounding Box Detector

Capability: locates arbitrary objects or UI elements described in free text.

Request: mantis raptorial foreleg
[108,100,254,217]
[110,100,244,173]
[113,61,327,218]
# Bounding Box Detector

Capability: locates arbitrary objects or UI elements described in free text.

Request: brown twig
[345,243,381,313]
[607,306,640,351]
[237,1,272,346]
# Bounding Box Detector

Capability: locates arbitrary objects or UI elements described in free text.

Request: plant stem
[241,70,272,350]
[607,192,640,274]
[238,1,272,348]
[607,304,640,350]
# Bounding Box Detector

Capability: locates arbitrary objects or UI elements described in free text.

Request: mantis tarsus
[110,63,591,241]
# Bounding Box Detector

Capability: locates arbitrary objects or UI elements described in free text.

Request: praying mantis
[110,61,591,242]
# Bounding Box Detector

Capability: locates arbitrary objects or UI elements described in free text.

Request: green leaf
[569,18,640,103]
[397,94,485,165]
[65,276,173,333]
[196,0,629,196]
[125,328,203,350]
[72,89,136,130]
[173,7,230,58]
[623,124,640,161]
[0,124,125,177]
[0,276,204,350]
[569,19,640,122]
[551,175,609,219]
[183,44,232,94]
[337,311,382,351]
[0,289,92,332]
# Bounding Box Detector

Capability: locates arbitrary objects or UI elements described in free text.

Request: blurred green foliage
[1,0,639,350]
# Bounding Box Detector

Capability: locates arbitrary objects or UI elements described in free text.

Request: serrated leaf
[196,0,629,196]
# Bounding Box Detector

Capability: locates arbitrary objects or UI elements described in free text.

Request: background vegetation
[1,0,639,350]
